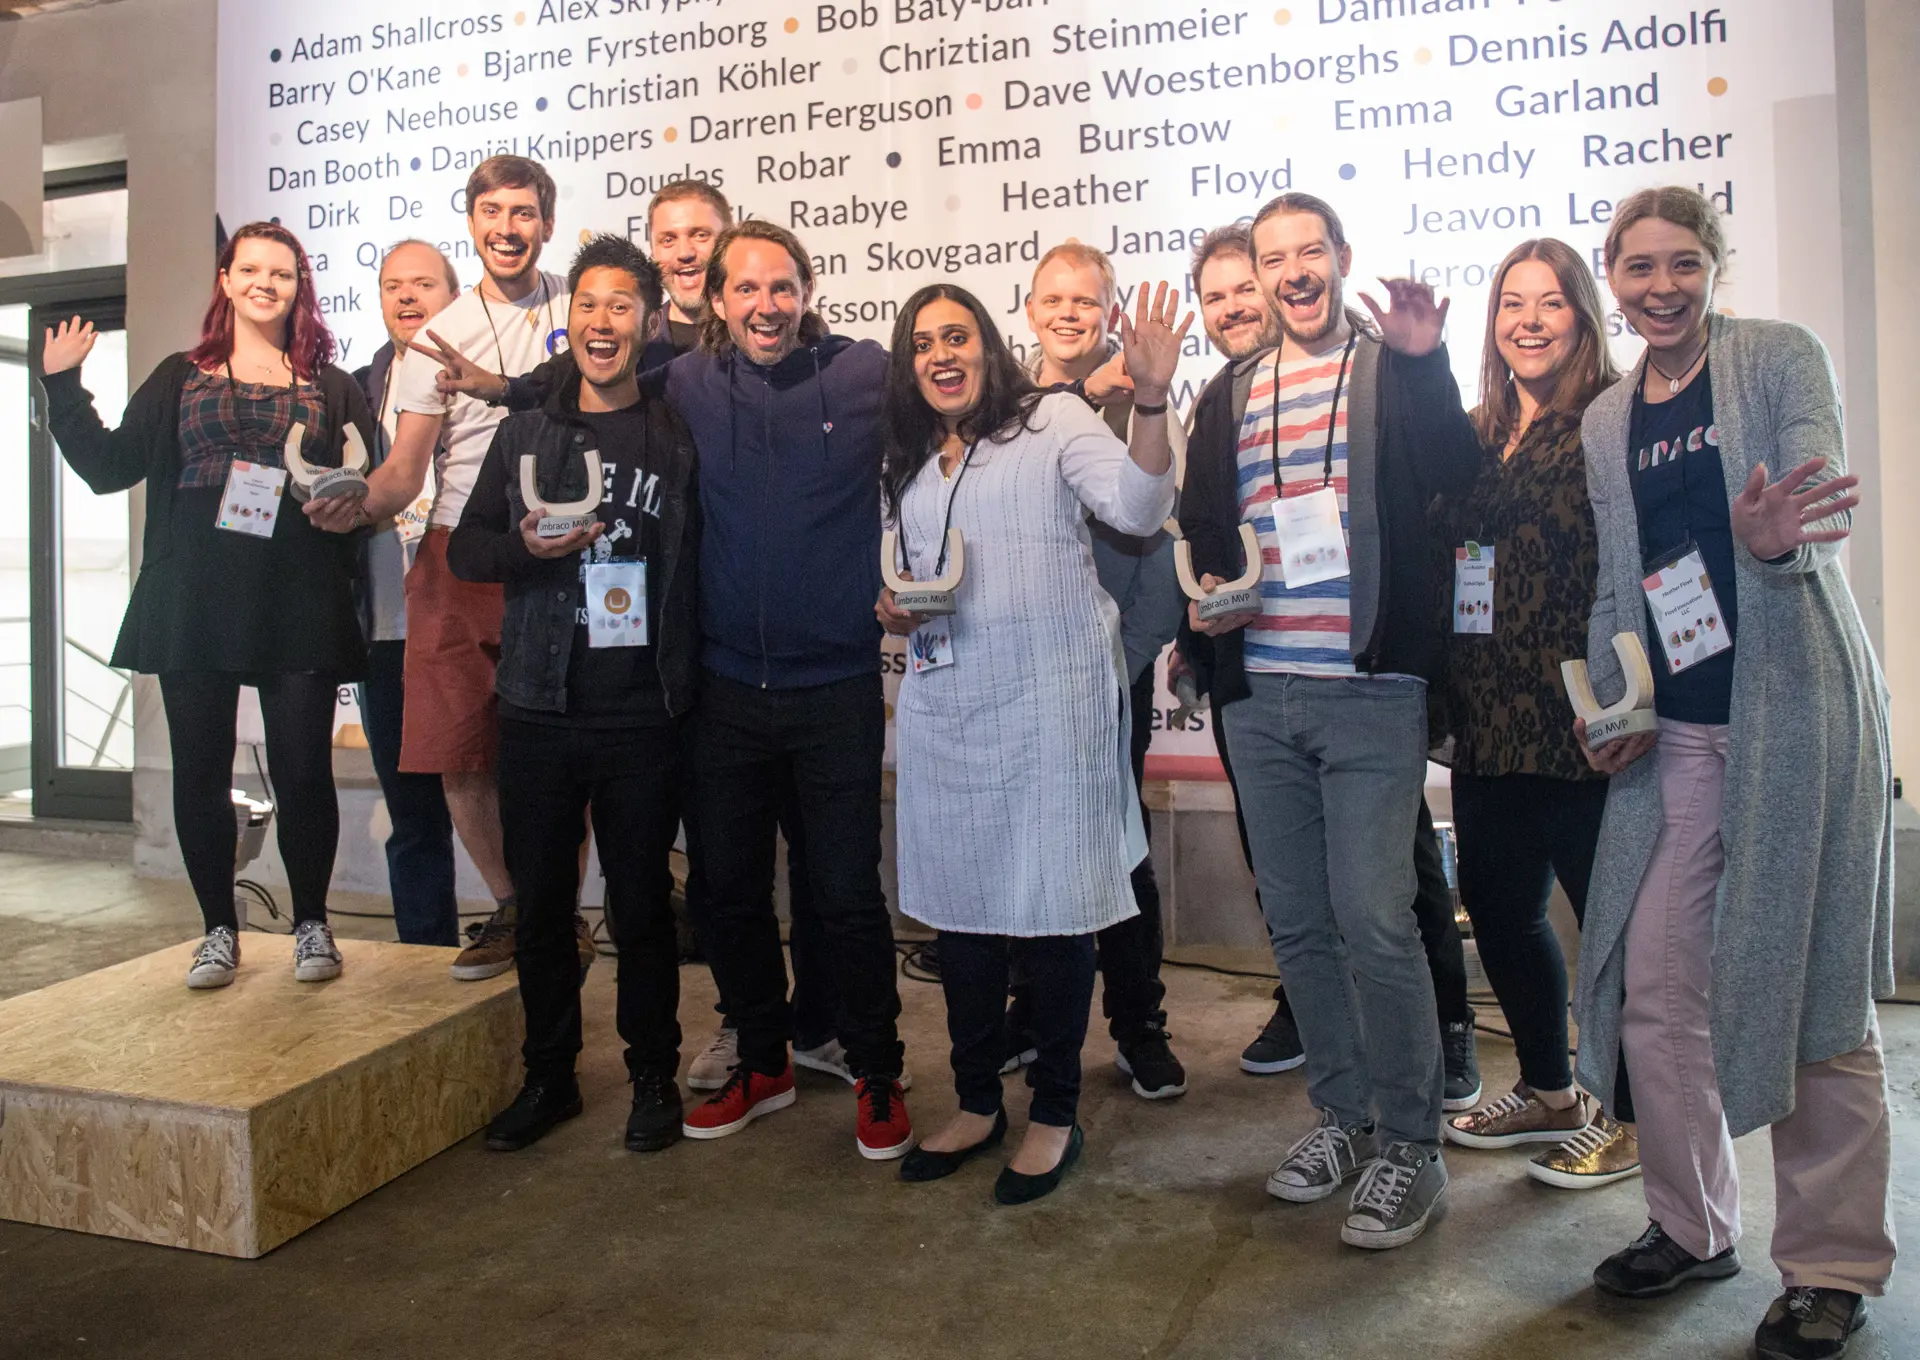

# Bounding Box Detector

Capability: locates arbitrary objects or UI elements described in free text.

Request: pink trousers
[1621,719,1897,1295]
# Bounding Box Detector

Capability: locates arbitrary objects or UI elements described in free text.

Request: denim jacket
[446,355,700,716]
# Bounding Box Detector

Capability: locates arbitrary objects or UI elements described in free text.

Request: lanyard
[476,274,556,374]
[1269,332,1356,495]
[898,441,976,578]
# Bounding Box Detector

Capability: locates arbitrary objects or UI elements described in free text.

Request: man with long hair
[1178,193,1485,1251]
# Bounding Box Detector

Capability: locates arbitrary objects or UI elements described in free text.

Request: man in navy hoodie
[668,220,911,1161]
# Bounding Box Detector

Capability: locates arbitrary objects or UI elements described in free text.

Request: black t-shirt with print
[1627,368,1736,724]
[500,401,669,728]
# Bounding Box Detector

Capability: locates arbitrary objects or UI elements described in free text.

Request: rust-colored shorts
[399,528,504,775]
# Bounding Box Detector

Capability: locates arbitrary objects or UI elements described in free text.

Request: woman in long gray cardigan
[1571,186,1895,1360]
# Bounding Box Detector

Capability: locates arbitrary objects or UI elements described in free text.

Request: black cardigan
[43,353,377,675]
[1177,337,1485,704]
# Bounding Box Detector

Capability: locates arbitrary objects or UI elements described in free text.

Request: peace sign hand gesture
[1118,281,1194,407]
[1730,456,1861,561]
[42,317,98,375]
[406,329,508,405]
[1357,278,1450,357]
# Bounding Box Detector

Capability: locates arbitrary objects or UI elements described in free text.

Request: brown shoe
[1444,1082,1592,1150]
[575,912,598,981]
[451,902,517,981]
[1525,1113,1642,1190]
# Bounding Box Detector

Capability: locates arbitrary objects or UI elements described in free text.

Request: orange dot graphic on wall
[1708,77,1728,96]
[664,126,678,143]
[785,16,799,32]
[1273,8,1291,23]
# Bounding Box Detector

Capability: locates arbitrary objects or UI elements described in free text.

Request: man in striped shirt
[1178,193,1485,1251]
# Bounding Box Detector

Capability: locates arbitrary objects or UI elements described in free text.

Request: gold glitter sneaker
[1525,1113,1641,1190]
[1445,1082,1593,1150]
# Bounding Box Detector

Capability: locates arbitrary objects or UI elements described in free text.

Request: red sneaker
[681,1064,796,1140]
[856,1076,914,1161]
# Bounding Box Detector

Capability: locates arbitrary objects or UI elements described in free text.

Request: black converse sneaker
[1442,1012,1482,1111]
[1754,1288,1868,1360]
[1266,1109,1379,1203]
[1593,1221,1741,1298]
[1240,1001,1306,1074]
[291,920,343,982]
[186,926,240,989]
[1341,1140,1449,1250]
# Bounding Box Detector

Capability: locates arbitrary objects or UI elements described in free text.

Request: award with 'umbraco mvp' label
[520,449,604,538]
[1175,521,1263,621]
[1562,632,1658,748]
[881,527,965,617]
[282,421,370,503]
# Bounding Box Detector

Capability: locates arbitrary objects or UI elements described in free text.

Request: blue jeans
[1221,672,1442,1147]
[360,640,459,946]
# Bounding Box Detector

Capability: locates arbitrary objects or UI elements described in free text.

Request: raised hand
[1117,281,1194,407]
[1357,278,1450,357]
[1729,456,1860,561]
[42,317,98,375]
[407,329,508,404]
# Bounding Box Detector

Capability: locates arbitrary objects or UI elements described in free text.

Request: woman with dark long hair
[1428,238,1639,1185]
[42,221,376,988]
[878,281,1187,1203]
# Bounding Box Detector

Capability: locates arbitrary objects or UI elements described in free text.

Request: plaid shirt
[175,367,327,489]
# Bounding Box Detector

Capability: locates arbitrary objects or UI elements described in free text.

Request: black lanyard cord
[898,441,976,579]
[477,275,557,376]
[1268,332,1357,498]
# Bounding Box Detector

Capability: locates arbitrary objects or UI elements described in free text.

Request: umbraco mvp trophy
[282,422,370,502]
[520,450,604,538]
[1175,522,1263,621]
[880,527,965,616]
[1562,632,1658,746]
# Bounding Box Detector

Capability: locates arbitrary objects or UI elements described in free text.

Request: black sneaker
[1241,1002,1306,1074]
[1115,1030,1188,1100]
[1442,1013,1482,1112]
[1593,1221,1741,1298]
[625,1074,684,1153]
[485,1079,584,1151]
[1754,1288,1867,1360]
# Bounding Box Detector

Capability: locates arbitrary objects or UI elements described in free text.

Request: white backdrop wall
[213,0,1842,776]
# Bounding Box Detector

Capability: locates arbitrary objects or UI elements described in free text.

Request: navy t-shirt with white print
[1627,367,1737,725]
[500,401,669,728]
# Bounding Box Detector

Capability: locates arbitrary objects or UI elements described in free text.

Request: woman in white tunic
[877,281,1187,1203]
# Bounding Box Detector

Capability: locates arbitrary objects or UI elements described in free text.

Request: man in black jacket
[1179,193,1484,1251]
[447,235,701,1154]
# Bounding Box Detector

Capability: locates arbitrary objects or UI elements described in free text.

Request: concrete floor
[0,851,1914,1360]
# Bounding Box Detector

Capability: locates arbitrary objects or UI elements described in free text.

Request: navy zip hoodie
[655,333,887,689]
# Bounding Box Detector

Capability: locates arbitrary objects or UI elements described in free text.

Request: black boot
[485,1079,584,1152]
[626,1073,684,1153]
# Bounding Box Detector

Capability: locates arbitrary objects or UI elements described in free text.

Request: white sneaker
[292,920,343,982]
[687,1026,739,1091]
[794,1038,914,1091]
[187,926,240,989]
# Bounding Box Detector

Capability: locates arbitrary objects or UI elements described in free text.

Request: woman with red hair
[42,221,376,988]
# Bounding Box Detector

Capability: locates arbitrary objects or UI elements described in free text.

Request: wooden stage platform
[0,934,522,1258]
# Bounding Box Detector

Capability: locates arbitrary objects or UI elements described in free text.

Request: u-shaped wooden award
[282,422,370,503]
[520,451,604,538]
[880,527,964,616]
[1175,522,1263,621]
[1562,633,1658,747]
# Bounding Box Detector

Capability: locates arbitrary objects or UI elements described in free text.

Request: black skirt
[111,485,366,679]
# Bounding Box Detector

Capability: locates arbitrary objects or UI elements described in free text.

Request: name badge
[585,560,647,649]
[1454,541,1494,634]
[1641,548,1731,674]
[1271,486,1348,587]
[909,616,954,673]
[217,461,286,538]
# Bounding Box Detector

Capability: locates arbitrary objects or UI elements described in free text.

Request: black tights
[159,671,341,932]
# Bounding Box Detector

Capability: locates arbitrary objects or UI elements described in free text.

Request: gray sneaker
[292,920,343,982]
[1266,1109,1379,1203]
[186,926,240,989]
[1342,1140,1448,1249]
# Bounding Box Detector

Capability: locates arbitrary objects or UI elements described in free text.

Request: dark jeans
[942,930,1097,1128]
[160,670,340,932]
[499,717,685,1085]
[359,640,459,946]
[693,670,903,1080]
[685,803,839,1048]
[1211,700,1469,1026]
[1451,771,1609,1092]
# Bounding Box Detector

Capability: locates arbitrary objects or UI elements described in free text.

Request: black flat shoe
[900,1108,1007,1182]
[994,1124,1083,1205]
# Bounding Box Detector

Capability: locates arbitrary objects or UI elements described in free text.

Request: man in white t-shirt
[308,155,582,982]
